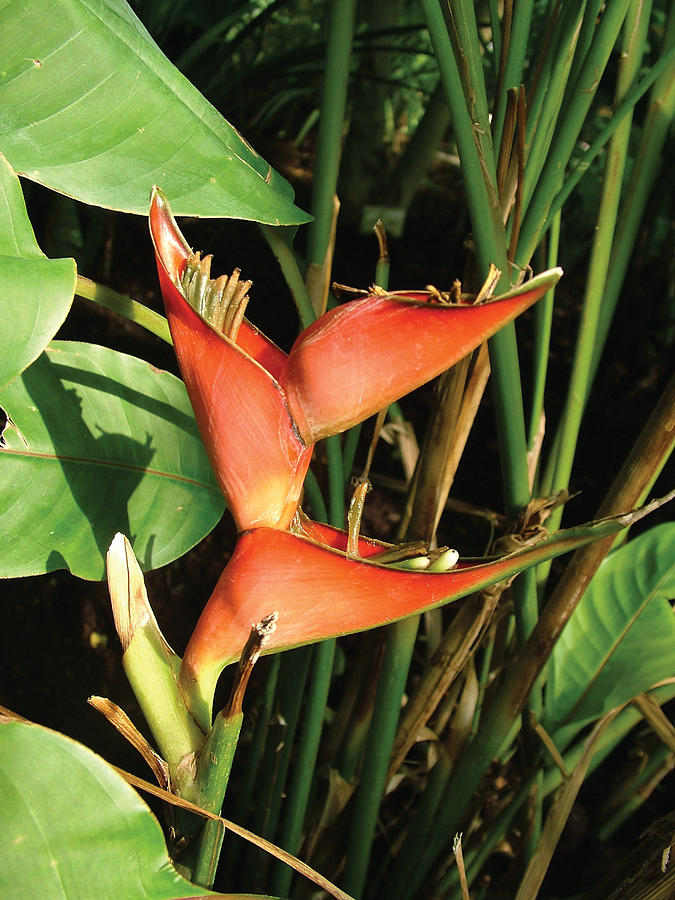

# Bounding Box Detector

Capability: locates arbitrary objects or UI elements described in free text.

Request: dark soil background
[2,158,673,897]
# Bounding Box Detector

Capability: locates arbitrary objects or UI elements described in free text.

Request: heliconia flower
[178,511,647,729]
[150,187,562,532]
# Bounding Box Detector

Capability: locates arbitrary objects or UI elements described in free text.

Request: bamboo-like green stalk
[75,276,172,344]
[589,4,675,383]
[220,655,280,882]
[341,424,361,486]
[491,0,534,152]
[448,0,493,145]
[325,434,344,528]
[540,0,652,548]
[521,2,588,217]
[542,41,675,235]
[303,466,329,524]
[241,647,312,888]
[383,744,457,899]
[568,0,611,90]
[306,0,357,277]
[191,710,243,887]
[538,13,675,501]
[400,375,675,897]
[527,212,560,456]
[419,0,505,274]
[260,224,315,330]
[341,615,420,897]
[270,638,337,898]
[471,620,497,736]
[517,0,633,265]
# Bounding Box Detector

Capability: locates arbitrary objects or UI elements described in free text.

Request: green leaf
[0,153,76,389]
[546,523,675,745]
[0,717,273,899]
[0,341,224,579]
[0,0,310,224]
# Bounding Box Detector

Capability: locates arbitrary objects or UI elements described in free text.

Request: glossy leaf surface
[0,342,224,579]
[0,717,268,899]
[546,523,675,745]
[0,0,308,223]
[0,153,75,389]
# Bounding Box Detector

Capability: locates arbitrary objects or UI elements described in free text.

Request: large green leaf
[0,153,76,389]
[546,523,675,746]
[0,0,309,224]
[0,717,272,899]
[0,341,224,579]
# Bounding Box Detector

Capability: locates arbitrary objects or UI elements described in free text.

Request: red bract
[178,516,622,728]
[150,187,562,531]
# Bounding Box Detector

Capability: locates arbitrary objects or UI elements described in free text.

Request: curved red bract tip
[149,188,312,531]
[282,272,562,443]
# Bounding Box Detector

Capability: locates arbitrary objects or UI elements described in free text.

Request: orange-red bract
[178,516,619,728]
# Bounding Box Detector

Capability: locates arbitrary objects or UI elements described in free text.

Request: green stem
[341,616,420,897]
[448,0,494,145]
[517,0,633,266]
[527,212,560,455]
[191,710,243,888]
[491,0,534,152]
[270,640,337,897]
[543,0,652,545]
[303,466,329,523]
[521,2,588,224]
[122,626,203,779]
[383,746,455,899]
[539,9,675,501]
[341,425,361,486]
[220,655,280,882]
[306,0,357,273]
[568,0,609,89]
[471,620,497,736]
[75,276,172,344]
[242,648,312,887]
[589,3,675,383]
[542,41,675,237]
[326,434,345,527]
[259,225,315,330]
[420,0,505,273]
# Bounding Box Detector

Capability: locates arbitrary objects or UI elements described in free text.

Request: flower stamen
[181,252,252,342]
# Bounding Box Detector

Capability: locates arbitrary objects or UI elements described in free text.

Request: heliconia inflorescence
[149,187,565,726]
